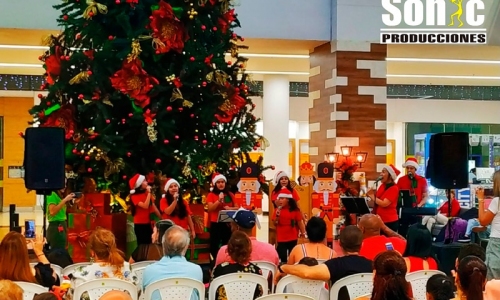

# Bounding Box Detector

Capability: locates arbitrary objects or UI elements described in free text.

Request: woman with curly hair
[212,231,263,300]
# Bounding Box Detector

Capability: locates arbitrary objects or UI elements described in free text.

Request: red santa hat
[211,172,226,185]
[402,157,419,170]
[383,164,401,181]
[274,171,289,185]
[129,174,145,194]
[277,187,294,199]
[164,178,180,192]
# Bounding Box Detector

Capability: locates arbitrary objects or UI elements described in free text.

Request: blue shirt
[142,256,203,300]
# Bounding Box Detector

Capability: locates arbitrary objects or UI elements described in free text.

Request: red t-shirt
[272,207,302,242]
[271,188,300,201]
[397,175,428,205]
[159,198,192,230]
[373,183,400,223]
[360,235,407,261]
[439,198,461,217]
[404,256,438,273]
[206,192,235,223]
[131,193,152,224]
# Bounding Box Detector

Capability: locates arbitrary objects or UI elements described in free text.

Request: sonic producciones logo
[380,0,487,44]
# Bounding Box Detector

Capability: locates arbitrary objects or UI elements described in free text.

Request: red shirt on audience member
[360,235,407,261]
[438,197,461,217]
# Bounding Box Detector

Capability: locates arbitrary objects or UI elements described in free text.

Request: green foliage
[29,0,272,199]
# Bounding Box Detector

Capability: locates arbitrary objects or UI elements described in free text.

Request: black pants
[276,240,297,263]
[210,222,232,266]
[385,221,400,234]
[134,223,153,245]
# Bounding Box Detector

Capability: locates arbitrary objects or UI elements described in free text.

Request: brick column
[309,41,387,180]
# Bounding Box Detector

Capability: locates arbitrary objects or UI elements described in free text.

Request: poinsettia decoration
[218,9,236,33]
[45,46,63,85]
[150,0,188,54]
[110,58,159,108]
[41,104,76,140]
[335,158,359,196]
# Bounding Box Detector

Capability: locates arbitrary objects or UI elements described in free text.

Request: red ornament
[122,175,127,179]
[178,107,183,112]
[198,165,203,170]
[87,168,92,172]
[155,158,162,164]
[271,165,276,170]
[190,114,195,118]
[194,136,198,140]
[46,102,51,105]
[18,132,24,137]
[78,94,84,99]
[255,142,260,147]
[201,25,206,30]
[227,61,232,66]
[175,135,179,139]
[241,37,245,41]
[192,178,198,184]
[38,55,43,61]
[190,57,195,61]
[212,122,216,126]
[212,26,217,31]
[63,15,68,21]
[37,94,43,99]
[75,33,81,39]
[84,156,90,161]
[87,70,92,75]
[253,146,258,150]
[108,35,114,40]
[105,119,110,124]
[164,139,169,144]
[217,144,222,149]
[127,152,131,157]
[166,106,172,111]
[69,130,74,135]
[116,0,120,3]
[65,55,70,61]
[202,81,207,87]
[128,113,133,117]
[72,149,77,154]
[202,140,207,145]
[88,12,94,17]
[121,118,126,124]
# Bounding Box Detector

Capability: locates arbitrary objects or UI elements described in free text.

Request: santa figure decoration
[297,162,316,186]
[311,162,339,221]
[234,161,263,213]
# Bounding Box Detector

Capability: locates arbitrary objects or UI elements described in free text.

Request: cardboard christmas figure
[234,162,263,213]
[311,162,339,221]
[297,162,316,186]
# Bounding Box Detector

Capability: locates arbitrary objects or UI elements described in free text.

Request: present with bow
[83,193,111,216]
[94,213,128,256]
[67,213,95,262]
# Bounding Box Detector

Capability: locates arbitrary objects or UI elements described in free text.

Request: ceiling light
[231,53,310,59]
[0,63,43,68]
[387,74,500,80]
[245,71,310,75]
[0,45,49,50]
[387,58,500,64]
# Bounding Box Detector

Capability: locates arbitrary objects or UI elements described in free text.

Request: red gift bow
[68,230,92,249]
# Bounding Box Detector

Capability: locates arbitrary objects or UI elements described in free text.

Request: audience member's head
[99,290,133,300]
[162,225,190,257]
[484,280,500,300]
[358,214,382,238]
[457,255,487,300]
[0,280,23,300]
[426,274,455,300]
[152,220,174,244]
[306,217,327,243]
[227,231,252,265]
[0,231,37,283]
[339,225,363,254]
[456,244,486,270]
[88,228,125,269]
[371,251,411,300]
[33,293,58,300]
[298,257,318,266]
[228,209,257,235]
[403,224,433,259]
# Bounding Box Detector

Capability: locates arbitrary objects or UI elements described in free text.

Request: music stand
[217,210,237,223]
[399,190,413,208]
[340,197,370,221]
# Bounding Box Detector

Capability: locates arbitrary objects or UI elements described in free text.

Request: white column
[258,75,289,243]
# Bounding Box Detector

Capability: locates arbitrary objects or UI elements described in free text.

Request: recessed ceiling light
[387,58,500,64]
[387,74,500,80]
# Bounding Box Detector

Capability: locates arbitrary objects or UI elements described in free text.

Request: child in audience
[425,274,455,300]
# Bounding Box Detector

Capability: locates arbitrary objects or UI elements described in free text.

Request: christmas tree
[28,0,271,200]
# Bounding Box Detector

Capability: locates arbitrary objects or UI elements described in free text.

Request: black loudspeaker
[24,127,65,192]
[427,132,469,189]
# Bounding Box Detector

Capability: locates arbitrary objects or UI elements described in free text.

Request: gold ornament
[83,0,108,19]
[170,88,193,108]
[127,40,142,62]
[256,136,270,150]
[201,162,217,176]
[182,163,192,177]
[146,119,158,143]
[41,35,55,47]
[206,70,228,86]
[69,71,90,85]
[188,8,198,19]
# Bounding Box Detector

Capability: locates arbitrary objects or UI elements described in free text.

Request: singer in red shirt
[422,190,461,231]
[367,164,401,232]
[397,157,429,207]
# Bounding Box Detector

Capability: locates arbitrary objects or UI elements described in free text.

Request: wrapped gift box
[67,213,95,262]
[84,193,112,216]
[94,213,127,255]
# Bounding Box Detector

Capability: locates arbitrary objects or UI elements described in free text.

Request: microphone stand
[444,189,453,244]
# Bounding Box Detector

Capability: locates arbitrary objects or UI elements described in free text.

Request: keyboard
[401,207,437,216]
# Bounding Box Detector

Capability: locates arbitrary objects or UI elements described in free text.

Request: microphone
[375,176,383,183]
[276,206,282,217]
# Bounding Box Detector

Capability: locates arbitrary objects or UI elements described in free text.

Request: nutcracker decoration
[234,162,263,213]
[297,162,316,187]
[311,162,339,240]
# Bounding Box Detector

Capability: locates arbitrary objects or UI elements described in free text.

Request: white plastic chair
[73,278,138,300]
[30,263,63,278]
[131,260,157,270]
[209,273,268,300]
[252,261,277,291]
[256,293,315,300]
[275,275,328,300]
[406,270,446,300]
[143,277,205,300]
[329,273,373,300]
[14,281,48,300]
[62,262,92,277]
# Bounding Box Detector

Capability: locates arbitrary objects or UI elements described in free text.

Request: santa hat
[277,187,293,199]
[383,164,401,181]
[274,171,289,185]
[164,178,180,192]
[211,172,226,185]
[402,157,419,170]
[129,174,145,194]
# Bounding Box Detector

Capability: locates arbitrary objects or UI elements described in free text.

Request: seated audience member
[453,243,486,276]
[459,218,491,243]
[358,214,406,260]
[0,232,59,289]
[100,290,133,300]
[212,231,263,300]
[425,274,455,300]
[129,220,174,263]
[484,280,500,300]
[280,226,372,300]
[402,224,438,272]
[455,255,487,300]
[422,190,461,232]
[143,225,203,300]
[215,209,279,266]
[357,251,412,300]
[71,228,137,287]
[33,293,59,300]
[287,217,336,265]
[0,280,23,300]
[298,257,318,266]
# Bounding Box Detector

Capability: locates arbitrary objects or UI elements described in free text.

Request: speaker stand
[36,190,52,250]
[444,189,453,244]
